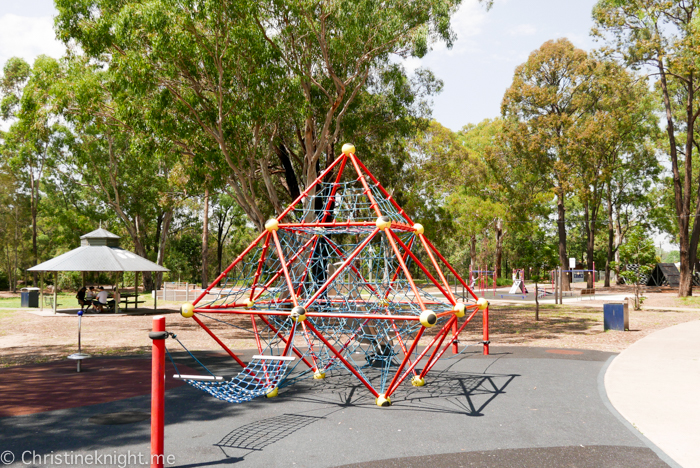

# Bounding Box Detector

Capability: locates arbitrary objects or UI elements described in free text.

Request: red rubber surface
[0,358,191,417]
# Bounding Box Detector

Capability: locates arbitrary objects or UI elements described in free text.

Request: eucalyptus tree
[594,0,700,295]
[569,59,660,287]
[1,56,62,285]
[52,56,182,290]
[55,0,484,230]
[501,39,597,291]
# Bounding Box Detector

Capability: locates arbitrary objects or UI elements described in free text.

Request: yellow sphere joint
[411,376,426,387]
[341,143,356,155]
[313,371,326,380]
[291,306,307,322]
[376,216,392,230]
[246,299,255,308]
[477,298,489,310]
[413,223,425,235]
[453,302,466,318]
[419,310,438,327]
[180,303,195,318]
[376,394,392,407]
[264,218,279,232]
[266,387,279,398]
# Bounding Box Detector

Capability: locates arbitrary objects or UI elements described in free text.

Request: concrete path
[606,320,700,468]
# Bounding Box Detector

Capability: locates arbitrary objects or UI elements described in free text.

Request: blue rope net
[182,356,295,404]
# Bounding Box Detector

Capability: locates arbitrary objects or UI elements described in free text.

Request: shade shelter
[28,228,169,313]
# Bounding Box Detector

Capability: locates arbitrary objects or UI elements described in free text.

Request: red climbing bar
[191,315,246,367]
[304,320,380,398]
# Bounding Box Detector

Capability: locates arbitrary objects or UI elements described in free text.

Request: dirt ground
[1,287,698,368]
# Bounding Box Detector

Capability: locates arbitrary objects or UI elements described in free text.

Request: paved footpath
[606,320,700,468]
[0,345,679,467]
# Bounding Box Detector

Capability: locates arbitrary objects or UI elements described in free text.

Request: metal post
[115,272,120,313]
[53,272,58,314]
[558,268,562,304]
[483,304,490,355]
[40,272,44,311]
[77,312,83,372]
[135,272,140,311]
[150,316,166,468]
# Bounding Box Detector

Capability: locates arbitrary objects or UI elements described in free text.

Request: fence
[156,282,203,302]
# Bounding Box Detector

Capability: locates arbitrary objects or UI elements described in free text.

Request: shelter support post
[115,272,121,313]
[53,272,58,314]
[135,272,140,311]
[40,272,44,311]
[154,272,157,311]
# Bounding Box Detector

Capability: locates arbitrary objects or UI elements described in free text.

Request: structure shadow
[217,413,325,451]
[280,365,519,417]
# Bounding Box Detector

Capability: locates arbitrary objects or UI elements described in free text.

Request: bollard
[149,316,166,468]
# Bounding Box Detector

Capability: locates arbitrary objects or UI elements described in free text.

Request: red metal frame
[183,149,490,403]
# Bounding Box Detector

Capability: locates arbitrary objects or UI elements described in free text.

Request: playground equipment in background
[170,144,489,408]
[469,266,497,297]
[509,269,528,294]
[550,264,597,304]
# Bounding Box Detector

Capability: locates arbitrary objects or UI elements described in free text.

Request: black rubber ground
[0,346,670,467]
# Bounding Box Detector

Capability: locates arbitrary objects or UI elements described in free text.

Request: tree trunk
[556,193,570,291]
[30,175,38,287]
[605,183,613,287]
[584,202,596,289]
[656,56,692,297]
[202,188,209,288]
[470,235,477,272]
[155,209,173,290]
[495,219,504,279]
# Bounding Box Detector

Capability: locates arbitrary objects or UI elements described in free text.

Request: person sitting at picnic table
[93,286,110,313]
[84,287,96,312]
[76,286,88,311]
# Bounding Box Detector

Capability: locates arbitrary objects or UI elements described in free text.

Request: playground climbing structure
[180,144,489,406]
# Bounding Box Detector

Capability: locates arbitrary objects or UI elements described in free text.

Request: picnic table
[120,292,145,310]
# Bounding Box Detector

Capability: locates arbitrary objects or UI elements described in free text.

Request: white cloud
[509,24,537,36]
[403,56,423,74]
[451,0,488,39]
[0,14,64,70]
[429,0,487,56]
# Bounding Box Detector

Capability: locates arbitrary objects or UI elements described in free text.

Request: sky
[0,0,599,131]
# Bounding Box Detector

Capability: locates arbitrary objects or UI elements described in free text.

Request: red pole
[451,319,459,354]
[151,316,165,468]
[483,305,490,355]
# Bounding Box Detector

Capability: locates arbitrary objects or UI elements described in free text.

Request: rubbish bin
[20,287,40,308]
[604,303,629,331]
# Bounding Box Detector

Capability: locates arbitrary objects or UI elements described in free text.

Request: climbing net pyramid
[184,144,489,406]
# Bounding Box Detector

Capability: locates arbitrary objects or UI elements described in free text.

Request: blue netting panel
[184,356,294,404]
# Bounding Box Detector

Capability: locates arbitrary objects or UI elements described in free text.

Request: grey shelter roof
[28,229,169,273]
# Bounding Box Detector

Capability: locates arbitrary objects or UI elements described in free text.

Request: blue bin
[604,303,628,331]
